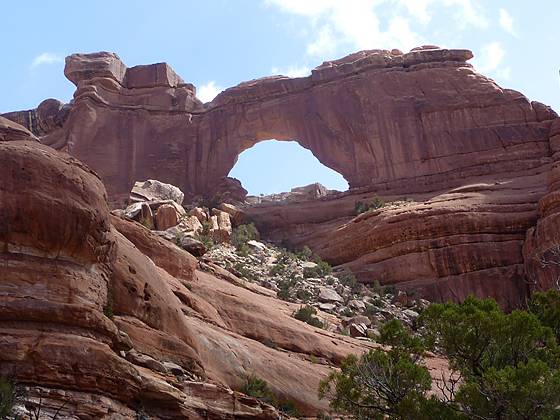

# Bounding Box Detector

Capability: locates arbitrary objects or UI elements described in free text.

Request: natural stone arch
[23,47,556,206]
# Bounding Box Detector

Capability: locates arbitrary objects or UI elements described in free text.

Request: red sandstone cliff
[1,124,389,417]
[2,46,559,308]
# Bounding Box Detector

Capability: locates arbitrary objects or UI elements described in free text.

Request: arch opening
[228,139,349,197]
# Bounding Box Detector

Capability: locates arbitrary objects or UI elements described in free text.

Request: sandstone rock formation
[8,46,555,205]
[2,45,559,309]
[3,133,408,417]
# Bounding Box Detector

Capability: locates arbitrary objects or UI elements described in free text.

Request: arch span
[36,48,556,205]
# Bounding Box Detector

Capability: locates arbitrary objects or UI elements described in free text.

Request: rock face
[1,136,393,418]
[2,46,559,308]
[12,46,553,206]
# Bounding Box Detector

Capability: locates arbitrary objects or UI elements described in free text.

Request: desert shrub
[195,220,215,250]
[293,305,323,328]
[295,245,313,261]
[231,223,259,249]
[354,196,385,215]
[269,263,287,276]
[372,279,384,296]
[319,320,434,419]
[277,278,297,301]
[528,289,560,340]
[241,375,300,416]
[277,400,300,417]
[0,376,23,419]
[337,270,361,294]
[296,288,312,302]
[241,375,276,405]
[321,296,560,419]
[234,262,257,281]
[236,242,250,257]
[303,257,332,278]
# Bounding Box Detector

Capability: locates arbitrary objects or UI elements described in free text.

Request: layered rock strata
[0,131,393,417]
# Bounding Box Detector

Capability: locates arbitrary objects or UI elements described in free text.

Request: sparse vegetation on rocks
[293,305,324,328]
[241,375,301,417]
[320,295,560,419]
[206,239,426,337]
[354,196,385,214]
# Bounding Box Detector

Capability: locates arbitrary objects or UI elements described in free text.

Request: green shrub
[528,289,560,340]
[320,296,560,419]
[236,242,250,257]
[354,196,385,215]
[277,400,300,417]
[303,257,332,278]
[295,245,313,261]
[231,223,259,249]
[296,288,312,302]
[241,375,276,405]
[195,220,215,250]
[277,278,297,301]
[234,262,257,281]
[241,375,299,416]
[269,263,287,276]
[293,305,323,328]
[337,270,361,294]
[0,376,22,419]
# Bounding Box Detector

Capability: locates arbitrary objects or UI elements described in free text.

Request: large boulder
[155,203,180,230]
[130,179,185,205]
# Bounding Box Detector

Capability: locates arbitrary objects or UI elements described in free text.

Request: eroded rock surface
[1,134,400,418]
[2,45,560,313]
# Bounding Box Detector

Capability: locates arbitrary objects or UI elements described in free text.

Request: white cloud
[473,41,511,83]
[197,81,223,103]
[443,0,489,29]
[30,52,62,69]
[306,25,336,57]
[266,0,489,57]
[475,41,505,73]
[271,65,310,78]
[499,8,517,36]
[399,0,433,24]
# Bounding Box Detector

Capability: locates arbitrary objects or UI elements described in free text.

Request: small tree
[231,223,260,251]
[293,305,323,328]
[319,320,438,419]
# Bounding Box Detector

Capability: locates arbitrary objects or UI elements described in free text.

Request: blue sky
[1,1,558,195]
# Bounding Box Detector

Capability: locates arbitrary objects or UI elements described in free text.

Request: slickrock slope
[1,131,394,417]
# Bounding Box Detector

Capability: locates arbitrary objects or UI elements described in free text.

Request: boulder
[349,323,368,338]
[138,203,154,229]
[210,209,232,243]
[130,179,184,205]
[155,203,180,230]
[318,287,343,303]
[218,202,246,226]
[179,236,207,257]
[189,207,208,223]
[247,240,266,251]
[318,303,336,311]
[349,299,366,311]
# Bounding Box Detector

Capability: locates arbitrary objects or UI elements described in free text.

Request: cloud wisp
[499,8,517,37]
[197,81,223,103]
[266,0,490,57]
[271,65,310,78]
[30,52,63,69]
